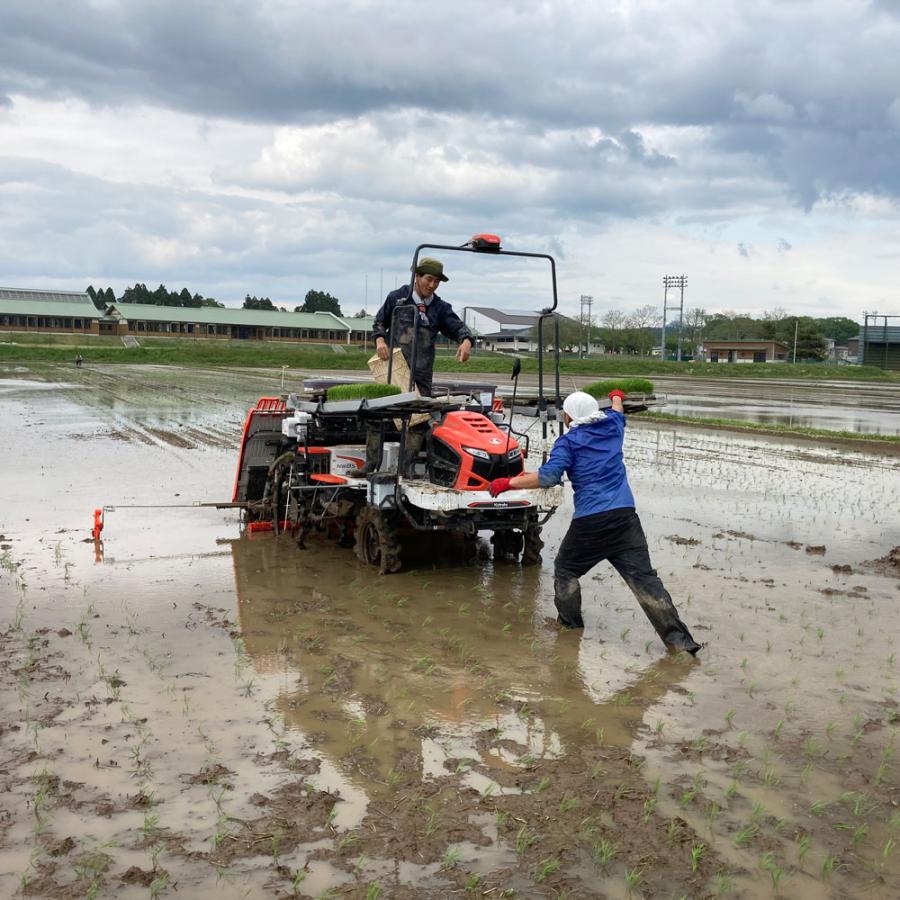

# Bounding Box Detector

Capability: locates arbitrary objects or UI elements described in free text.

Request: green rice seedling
[366,884,382,900]
[774,719,784,739]
[821,854,838,877]
[643,796,657,822]
[666,819,681,847]
[713,872,734,896]
[442,847,460,869]
[733,823,758,847]
[535,776,552,793]
[796,833,811,863]
[725,709,735,728]
[424,805,440,837]
[803,735,822,759]
[336,833,357,851]
[680,786,697,807]
[559,794,579,813]
[533,857,560,882]
[758,852,785,890]
[149,873,168,899]
[496,809,511,827]
[465,873,482,891]
[583,378,655,398]
[750,800,765,823]
[707,802,721,827]
[810,800,829,816]
[141,813,160,840]
[515,825,538,853]
[725,781,738,802]
[593,838,616,869]
[326,382,401,401]
[851,823,869,847]
[690,843,706,873]
[624,867,643,894]
[291,869,307,894]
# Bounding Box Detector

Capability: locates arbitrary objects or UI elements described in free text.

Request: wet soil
[1,364,899,898]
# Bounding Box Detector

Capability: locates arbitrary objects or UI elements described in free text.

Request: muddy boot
[401,424,428,476]
[663,629,702,656]
[348,429,380,478]
[553,570,585,629]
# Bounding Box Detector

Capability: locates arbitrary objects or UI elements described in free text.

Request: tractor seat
[310,473,348,485]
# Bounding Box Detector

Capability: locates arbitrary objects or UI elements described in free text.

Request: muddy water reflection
[230,535,694,798]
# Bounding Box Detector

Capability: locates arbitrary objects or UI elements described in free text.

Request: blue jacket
[372,285,472,395]
[538,411,635,518]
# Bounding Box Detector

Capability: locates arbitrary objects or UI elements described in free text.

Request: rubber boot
[348,429,380,477]
[401,424,428,476]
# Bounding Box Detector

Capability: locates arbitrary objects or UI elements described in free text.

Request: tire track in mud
[32,366,243,459]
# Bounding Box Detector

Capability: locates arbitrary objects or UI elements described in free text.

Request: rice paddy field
[0,363,897,899]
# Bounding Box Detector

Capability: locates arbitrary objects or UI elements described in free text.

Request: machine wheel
[491,530,524,559]
[354,507,402,574]
[521,525,544,566]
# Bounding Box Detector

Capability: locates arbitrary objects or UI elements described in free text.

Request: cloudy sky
[2,0,899,321]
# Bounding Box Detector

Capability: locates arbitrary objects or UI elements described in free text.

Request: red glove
[608,389,625,401]
[489,477,512,497]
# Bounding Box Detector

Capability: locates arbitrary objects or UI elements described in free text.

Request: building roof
[341,315,374,332]
[0,287,99,318]
[701,339,790,349]
[480,328,533,339]
[466,306,578,326]
[106,303,349,331]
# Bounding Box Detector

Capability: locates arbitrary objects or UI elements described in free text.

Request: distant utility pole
[662,275,688,361]
[579,295,593,358]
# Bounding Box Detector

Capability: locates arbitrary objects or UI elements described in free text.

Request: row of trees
[86,284,223,310]
[86,284,350,315]
[241,289,346,316]
[529,308,858,360]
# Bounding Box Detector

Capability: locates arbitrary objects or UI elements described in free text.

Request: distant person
[75,354,83,368]
[351,257,473,476]
[489,390,701,655]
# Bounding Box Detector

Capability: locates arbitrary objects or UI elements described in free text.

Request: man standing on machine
[488,390,701,656]
[351,257,474,476]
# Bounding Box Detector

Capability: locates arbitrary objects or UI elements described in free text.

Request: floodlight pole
[579,295,593,358]
[662,275,687,361]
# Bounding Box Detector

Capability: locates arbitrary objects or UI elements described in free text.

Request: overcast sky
[2,0,899,321]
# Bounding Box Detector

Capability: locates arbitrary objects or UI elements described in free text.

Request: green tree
[815,316,859,343]
[297,290,342,315]
[775,317,828,361]
[243,295,277,311]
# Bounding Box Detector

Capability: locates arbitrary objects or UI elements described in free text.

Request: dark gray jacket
[372,284,472,395]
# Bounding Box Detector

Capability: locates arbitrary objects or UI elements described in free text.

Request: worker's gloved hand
[608,389,626,401]
[489,477,512,497]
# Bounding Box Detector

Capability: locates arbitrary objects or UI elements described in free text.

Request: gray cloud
[2,1,900,207]
[2,2,899,319]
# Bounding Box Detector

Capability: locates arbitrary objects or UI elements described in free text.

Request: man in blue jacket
[351,257,474,476]
[489,390,701,655]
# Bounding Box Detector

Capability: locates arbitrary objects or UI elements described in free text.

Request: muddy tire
[521,525,544,566]
[354,507,402,574]
[491,530,524,559]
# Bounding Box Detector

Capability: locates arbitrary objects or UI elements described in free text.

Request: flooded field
[1,363,898,899]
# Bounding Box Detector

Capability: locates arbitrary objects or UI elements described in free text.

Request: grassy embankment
[1,335,898,383]
[632,411,900,445]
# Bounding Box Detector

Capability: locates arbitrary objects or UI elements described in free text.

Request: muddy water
[1,363,898,899]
